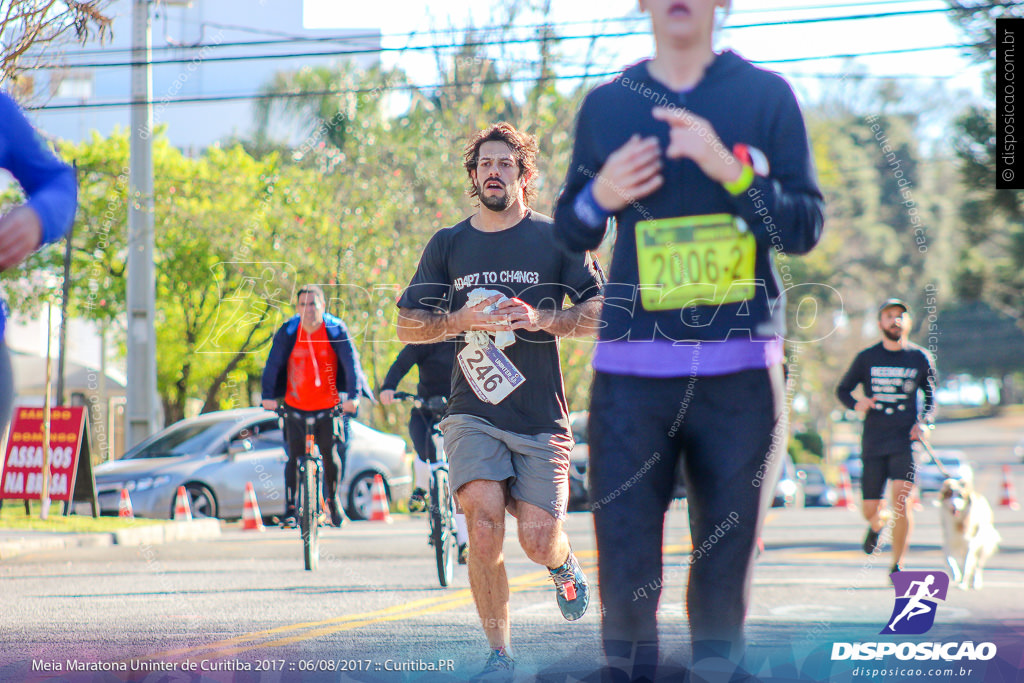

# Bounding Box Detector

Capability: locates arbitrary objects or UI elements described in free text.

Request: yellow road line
[149,526,748,663]
[150,560,597,663]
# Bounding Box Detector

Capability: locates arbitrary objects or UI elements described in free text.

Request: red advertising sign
[1,407,86,501]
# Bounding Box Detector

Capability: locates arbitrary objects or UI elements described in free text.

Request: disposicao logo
[882,570,948,635]
[831,570,997,662]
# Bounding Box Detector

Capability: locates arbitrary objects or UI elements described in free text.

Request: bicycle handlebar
[274,403,347,422]
[392,392,448,414]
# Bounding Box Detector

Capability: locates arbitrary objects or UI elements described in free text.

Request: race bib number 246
[458,339,525,405]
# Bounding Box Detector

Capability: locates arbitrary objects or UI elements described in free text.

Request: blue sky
[303,0,988,104]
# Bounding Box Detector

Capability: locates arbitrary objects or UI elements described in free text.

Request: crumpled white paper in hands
[465,287,515,349]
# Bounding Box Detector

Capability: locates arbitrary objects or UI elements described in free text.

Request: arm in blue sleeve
[260,326,289,400]
[727,84,824,256]
[553,95,611,253]
[0,94,78,245]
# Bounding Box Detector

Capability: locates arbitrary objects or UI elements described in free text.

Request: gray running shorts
[439,413,573,520]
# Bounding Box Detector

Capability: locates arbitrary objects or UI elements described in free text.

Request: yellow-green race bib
[635,213,756,311]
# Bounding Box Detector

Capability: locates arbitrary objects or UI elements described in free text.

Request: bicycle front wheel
[300,462,320,571]
[431,467,456,587]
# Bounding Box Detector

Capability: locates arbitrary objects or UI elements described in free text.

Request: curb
[0,519,222,560]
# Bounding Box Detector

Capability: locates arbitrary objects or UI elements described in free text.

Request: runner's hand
[592,134,664,213]
[854,397,877,416]
[0,205,43,271]
[448,294,512,334]
[910,423,930,442]
[262,399,278,411]
[652,107,742,185]
[495,297,545,332]
[379,389,396,405]
[342,398,358,415]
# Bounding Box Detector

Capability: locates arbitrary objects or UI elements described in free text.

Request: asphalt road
[1,414,1022,683]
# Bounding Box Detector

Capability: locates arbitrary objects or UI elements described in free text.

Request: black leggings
[409,407,439,464]
[283,408,346,514]
[589,366,786,671]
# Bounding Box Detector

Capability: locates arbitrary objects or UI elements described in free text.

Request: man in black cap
[837,299,937,577]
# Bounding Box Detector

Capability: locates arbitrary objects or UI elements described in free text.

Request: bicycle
[393,391,459,587]
[276,403,345,571]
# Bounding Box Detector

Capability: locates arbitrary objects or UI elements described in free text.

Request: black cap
[878,298,909,317]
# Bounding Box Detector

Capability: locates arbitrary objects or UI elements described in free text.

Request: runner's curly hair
[463,122,539,207]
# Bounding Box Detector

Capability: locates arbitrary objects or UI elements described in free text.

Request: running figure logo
[881,571,949,635]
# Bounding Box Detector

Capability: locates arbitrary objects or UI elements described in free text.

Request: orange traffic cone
[999,465,1020,510]
[240,482,265,531]
[835,465,856,510]
[368,474,393,524]
[118,488,134,519]
[173,486,193,521]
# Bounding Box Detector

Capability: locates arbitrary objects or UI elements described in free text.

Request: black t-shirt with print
[397,210,601,436]
[836,342,937,457]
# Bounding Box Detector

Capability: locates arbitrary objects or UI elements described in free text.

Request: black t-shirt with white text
[836,342,937,457]
[397,210,601,435]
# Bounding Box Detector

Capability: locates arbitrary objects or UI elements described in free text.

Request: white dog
[939,478,1000,590]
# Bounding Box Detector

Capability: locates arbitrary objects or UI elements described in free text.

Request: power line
[31,4,1008,71]
[30,71,617,111]
[758,43,981,63]
[28,42,984,112]
[36,0,957,60]
[35,31,641,70]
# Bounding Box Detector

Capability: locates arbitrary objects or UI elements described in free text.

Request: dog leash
[916,438,955,480]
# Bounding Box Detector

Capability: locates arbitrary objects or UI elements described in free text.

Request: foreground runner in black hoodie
[554,0,825,678]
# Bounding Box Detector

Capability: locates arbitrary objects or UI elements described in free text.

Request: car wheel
[347,471,386,521]
[181,483,217,519]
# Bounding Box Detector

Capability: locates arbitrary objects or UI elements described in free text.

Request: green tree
[0,131,345,423]
[944,0,1024,323]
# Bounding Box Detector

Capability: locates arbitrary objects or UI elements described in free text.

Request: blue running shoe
[549,551,589,621]
[469,648,514,682]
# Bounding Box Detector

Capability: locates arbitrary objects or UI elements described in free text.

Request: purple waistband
[592,337,784,377]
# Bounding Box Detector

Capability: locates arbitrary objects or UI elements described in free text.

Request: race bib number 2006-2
[635,213,756,311]
[458,339,526,405]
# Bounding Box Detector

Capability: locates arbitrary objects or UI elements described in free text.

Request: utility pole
[126,0,159,450]
[55,218,73,406]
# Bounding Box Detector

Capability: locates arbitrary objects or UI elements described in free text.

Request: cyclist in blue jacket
[261,285,374,527]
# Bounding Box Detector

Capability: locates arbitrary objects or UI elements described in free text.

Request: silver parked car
[92,408,411,520]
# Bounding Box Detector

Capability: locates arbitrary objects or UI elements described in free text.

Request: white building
[22,0,381,149]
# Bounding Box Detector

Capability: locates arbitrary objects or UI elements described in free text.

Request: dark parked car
[796,463,837,507]
[91,408,411,520]
[840,452,863,487]
[568,412,590,511]
[772,453,806,508]
[915,449,973,493]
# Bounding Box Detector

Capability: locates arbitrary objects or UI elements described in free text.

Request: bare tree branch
[1,0,113,88]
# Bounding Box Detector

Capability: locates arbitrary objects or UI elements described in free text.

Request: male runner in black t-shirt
[396,122,603,682]
[837,299,936,577]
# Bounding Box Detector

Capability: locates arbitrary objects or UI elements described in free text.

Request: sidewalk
[0,518,222,560]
